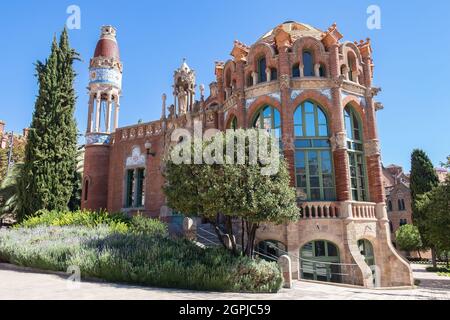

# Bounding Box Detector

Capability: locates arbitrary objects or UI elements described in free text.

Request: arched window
[301,240,341,283]
[292,63,300,78]
[303,50,314,77]
[253,105,281,144]
[388,200,393,212]
[270,68,278,81]
[294,101,335,201]
[344,105,368,201]
[125,168,146,208]
[358,239,375,267]
[257,240,287,262]
[347,54,356,82]
[398,199,406,211]
[257,57,267,83]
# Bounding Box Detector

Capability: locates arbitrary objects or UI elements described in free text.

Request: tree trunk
[225,216,238,254]
[431,247,437,268]
[241,218,245,252]
[244,222,259,258]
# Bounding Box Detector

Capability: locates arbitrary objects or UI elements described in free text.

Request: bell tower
[82,25,122,211]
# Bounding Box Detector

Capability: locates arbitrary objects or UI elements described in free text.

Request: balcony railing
[299,202,340,219]
[351,202,377,220]
[299,201,378,220]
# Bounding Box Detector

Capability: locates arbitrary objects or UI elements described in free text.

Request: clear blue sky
[1,0,449,171]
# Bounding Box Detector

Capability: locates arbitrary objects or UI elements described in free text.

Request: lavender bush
[0,225,282,293]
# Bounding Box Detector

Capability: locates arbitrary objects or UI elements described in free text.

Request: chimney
[0,120,5,136]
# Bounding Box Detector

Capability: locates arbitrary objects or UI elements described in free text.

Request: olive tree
[163,129,300,257]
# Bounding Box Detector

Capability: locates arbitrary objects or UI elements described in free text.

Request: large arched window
[303,50,314,77]
[294,101,335,201]
[252,105,281,144]
[257,56,267,83]
[344,105,368,201]
[300,240,341,283]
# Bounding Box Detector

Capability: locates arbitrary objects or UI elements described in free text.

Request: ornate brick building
[82,22,413,288]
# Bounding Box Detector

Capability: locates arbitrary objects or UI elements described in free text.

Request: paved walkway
[0,263,449,300]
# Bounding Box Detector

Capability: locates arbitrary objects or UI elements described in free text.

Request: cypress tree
[17,29,78,220]
[410,149,439,201]
[410,149,440,265]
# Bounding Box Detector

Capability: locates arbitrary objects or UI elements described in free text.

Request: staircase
[196,223,222,247]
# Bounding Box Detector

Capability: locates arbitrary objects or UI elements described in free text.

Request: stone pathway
[0,263,449,300]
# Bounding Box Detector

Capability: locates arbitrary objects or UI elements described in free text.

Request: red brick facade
[82,22,414,287]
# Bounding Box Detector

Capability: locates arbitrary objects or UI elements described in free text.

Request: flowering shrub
[0,225,282,293]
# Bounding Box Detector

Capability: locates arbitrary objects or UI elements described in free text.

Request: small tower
[82,25,122,211]
[173,59,196,115]
[86,25,122,139]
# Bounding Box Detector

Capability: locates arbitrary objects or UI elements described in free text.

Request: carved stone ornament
[126,146,146,167]
[330,132,347,151]
[364,139,381,157]
[279,74,290,90]
[366,86,382,98]
[333,75,345,87]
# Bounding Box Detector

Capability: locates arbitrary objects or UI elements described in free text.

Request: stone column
[106,95,112,133]
[299,65,304,78]
[278,255,293,289]
[183,217,196,241]
[314,63,321,77]
[95,94,101,132]
[252,71,258,87]
[87,95,94,133]
[113,99,120,132]
[265,67,271,82]
[161,94,167,119]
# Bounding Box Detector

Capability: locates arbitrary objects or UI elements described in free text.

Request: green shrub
[18,210,168,238]
[19,209,130,229]
[0,225,282,293]
[129,214,168,237]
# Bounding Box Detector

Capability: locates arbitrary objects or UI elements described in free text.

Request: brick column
[329,43,351,201]
[278,45,295,185]
[235,60,246,129]
[362,52,385,204]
